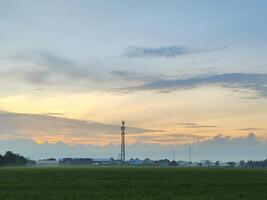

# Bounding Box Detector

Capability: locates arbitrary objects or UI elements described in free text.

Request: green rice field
[0,167,266,200]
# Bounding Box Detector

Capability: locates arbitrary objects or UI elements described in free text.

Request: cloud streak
[2,52,170,88]
[110,70,170,83]
[133,133,207,144]
[125,45,227,58]
[179,123,218,129]
[0,111,153,143]
[126,73,267,97]
[4,52,104,86]
[236,128,263,131]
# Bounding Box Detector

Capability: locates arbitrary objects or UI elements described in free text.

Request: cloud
[110,70,169,83]
[0,111,152,143]
[236,128,263,131]
[179,122,218,129]
[125,45,227,58]
[3,52,172,88]
[133,133,206,144]
[126,73,267,96]
[13,52,82,77]
[0,133,266,161]
[186,133,267,161]
[42,112,64,116]
[179,123,198,126]
[4,52,103,86]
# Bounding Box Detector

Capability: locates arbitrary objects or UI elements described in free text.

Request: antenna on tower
[189,145,192,164]
[120,120,126,165]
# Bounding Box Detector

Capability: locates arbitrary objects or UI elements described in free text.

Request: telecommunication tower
[121,120,126,165]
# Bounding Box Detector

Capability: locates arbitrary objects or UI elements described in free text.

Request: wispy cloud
[110,70,169,83]
[3,52,103,86]
[236,128,263,131]
[126,73,267,97]
[125,45,227,58]
[42,112,64,116]
[12,52,83,78]
[3,52,172,88]
[179,123,218,129]
[179,123,198,126]
[134,133,206,144]
[0,111,153,143]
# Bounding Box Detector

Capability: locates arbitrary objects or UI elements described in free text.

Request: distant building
[190,162,200,167]
[36,158,59,166]
[92,158,112,165]
[200,160,212,167]
[158,159,170,166]
[61,158,93,165]
[142,158,155,165]
[177,160,189,166]
[129,158,143,165]
[220,161,237,167]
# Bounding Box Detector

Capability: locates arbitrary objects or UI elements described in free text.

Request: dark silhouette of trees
[239,160,246,167]
[0,151,34,166]
[245,159,267,168]
[227,162,236,167]
[169,160,177,166]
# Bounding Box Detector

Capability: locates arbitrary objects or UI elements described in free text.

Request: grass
[0,166,266,200]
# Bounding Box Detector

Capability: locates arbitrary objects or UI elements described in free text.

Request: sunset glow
[0,1,267,160]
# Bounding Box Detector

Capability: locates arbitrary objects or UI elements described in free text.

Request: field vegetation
[0,167,266,200]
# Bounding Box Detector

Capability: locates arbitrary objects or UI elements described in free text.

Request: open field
[0,167,266,200]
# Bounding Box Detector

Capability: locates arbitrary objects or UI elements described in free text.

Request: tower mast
[121,120,126,165]
[189,145,192,164]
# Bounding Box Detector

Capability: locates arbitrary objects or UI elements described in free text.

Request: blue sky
[1,0,267,65]
[0,0,267,160]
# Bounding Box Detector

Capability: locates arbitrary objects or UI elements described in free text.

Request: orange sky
[1,85,267,145]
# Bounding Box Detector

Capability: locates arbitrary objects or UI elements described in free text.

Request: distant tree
[227,162,236,167]
[110,157,116,164]
[45,158,56,161]
[0,151,29,166]
[239,160,246,167]
[158,159,170,166]
[169,160,177,166]
[246,159,267,168]
[143,158,155,165]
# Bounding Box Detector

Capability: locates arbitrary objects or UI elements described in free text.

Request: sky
[0,0,267,160]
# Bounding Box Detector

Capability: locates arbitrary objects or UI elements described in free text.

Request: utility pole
[121,120,126,165]
[172,150,175,161]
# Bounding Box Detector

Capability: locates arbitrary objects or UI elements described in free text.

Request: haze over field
[0,0,267,160]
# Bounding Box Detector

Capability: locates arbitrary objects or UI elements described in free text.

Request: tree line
[0,151,267,168]
[0,151,35,166]
[240,159,267,168]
